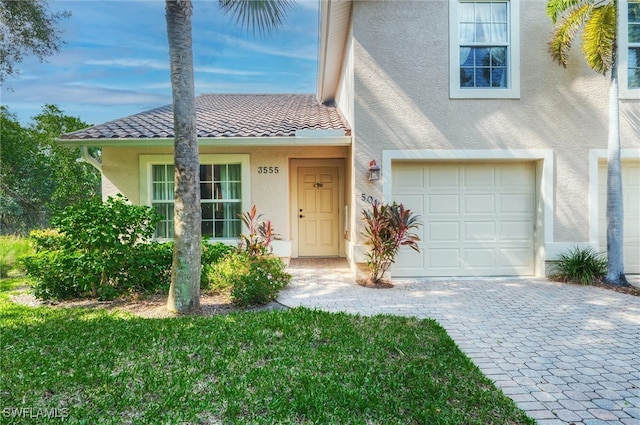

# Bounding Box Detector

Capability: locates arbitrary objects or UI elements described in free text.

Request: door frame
[290,158,345,258]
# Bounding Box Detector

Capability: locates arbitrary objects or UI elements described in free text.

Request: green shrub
[207,251,291,306]
[0,236,32,277]
[21,250,95,300]
[205,250,247,294]
[551,246,607,285]
[201,241,234,290]
[22,195,171,300]
[28,228,65,252]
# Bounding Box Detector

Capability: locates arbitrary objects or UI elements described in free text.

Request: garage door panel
[501,194,533,213]
[464,249,497,267]
[429,167,460,187]
[429,194,459,214]
[395,246,424,269]
[464,221,497,241]
[464,167,495,187]
[393,194,423,215]
[501,221,532,241]
[429,222,459,242]
[501,248,533,268]
[464,194,495,214]
[392,162,535,277]
[625,192,640,215]
[429,249,460,269]
[395,164,424,187]
[501,165,533,186]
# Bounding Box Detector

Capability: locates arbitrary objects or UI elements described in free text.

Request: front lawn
[0,279,533,424]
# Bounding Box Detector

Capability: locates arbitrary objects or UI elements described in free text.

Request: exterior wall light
[368,160,381,181]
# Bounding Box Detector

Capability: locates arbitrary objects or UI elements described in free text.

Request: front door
[297,166,339,256]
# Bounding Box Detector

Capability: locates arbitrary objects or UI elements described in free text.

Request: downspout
[80,146,102,172]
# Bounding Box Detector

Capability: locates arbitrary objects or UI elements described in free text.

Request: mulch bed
[356,278,394,289]
[551,278,640,296]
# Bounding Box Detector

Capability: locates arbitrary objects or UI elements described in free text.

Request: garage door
[598,160,640,274]
[391,162,535,277]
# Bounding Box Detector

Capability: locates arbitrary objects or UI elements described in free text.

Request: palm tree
[165,0,293,313]
[547,0,629,286]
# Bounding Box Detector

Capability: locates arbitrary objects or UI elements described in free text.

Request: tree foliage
[0,0,70,82]
[546,0,628,286]
[546,0,617,75]
[0,105,100,235]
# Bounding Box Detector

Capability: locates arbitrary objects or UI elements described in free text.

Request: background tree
[547,0,629,286]
[0,0,70,83]
[164,0,292,314]
[0,105,100,234]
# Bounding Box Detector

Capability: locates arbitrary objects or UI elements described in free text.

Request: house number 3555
[257,166,279,174]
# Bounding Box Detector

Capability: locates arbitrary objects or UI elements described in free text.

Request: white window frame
[620,0,640,99]
[139,154,251,241]
[449,0,520,99]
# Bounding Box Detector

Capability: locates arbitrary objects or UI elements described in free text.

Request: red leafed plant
[238,205,278,257]
[361,201,421,285]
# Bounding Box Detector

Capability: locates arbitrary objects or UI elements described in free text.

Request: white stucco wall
[347,0,640,262]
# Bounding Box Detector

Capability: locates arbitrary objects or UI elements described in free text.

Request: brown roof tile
[61,94,350,140]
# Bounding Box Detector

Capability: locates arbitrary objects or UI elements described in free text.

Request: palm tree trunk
[165,0,201,312]
[604,50,628,286]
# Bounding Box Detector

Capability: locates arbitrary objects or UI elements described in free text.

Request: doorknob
[299,214,305,218]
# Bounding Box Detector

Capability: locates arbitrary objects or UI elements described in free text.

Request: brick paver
[280,259,640,425]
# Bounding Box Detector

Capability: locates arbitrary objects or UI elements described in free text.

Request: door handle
[299,214,305,218]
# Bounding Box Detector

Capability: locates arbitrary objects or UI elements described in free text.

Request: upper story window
[621,0,640,98]
[140,154,250,240]
[449,0,520,99]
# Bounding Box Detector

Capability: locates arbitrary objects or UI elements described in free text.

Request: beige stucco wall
[346,0,639,257]
[101,145,349,252]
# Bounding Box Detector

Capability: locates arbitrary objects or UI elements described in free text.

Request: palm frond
[218,0,294,36]
[546,0,585,23]
[548,3,591,67]
[581,2,616,74]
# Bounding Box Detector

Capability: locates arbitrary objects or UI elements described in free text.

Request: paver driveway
[279,259,640,425]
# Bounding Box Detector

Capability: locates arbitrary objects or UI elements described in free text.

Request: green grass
[0,236,32,277]
[0,279,534,425]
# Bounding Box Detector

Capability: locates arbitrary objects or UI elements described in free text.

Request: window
[199,164,242,239]
[449,0,520,98]
[140,154,250,240]
[621,0,640,98]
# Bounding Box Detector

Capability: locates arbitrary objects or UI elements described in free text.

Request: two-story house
[60,0,640,278]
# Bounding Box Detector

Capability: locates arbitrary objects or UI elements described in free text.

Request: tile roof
[61,94,351,140]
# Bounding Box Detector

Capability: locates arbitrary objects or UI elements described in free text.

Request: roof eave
[317,0,352,104]
[56,135,352,148]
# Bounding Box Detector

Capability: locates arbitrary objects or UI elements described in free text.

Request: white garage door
[391,162,535,277]
[598,160,640,274]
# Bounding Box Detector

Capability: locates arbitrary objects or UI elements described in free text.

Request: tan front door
[297,166,339,256]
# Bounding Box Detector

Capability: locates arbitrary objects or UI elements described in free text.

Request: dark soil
[552,277,640,296]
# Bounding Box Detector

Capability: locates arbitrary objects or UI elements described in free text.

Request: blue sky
[2,0,319,126]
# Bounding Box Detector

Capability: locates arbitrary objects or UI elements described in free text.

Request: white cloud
[85,58,169,70]
[221,35,317,61]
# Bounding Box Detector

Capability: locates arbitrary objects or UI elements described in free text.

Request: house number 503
[257,166,279,174]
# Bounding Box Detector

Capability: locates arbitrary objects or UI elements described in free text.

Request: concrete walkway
[279,258,640,425]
